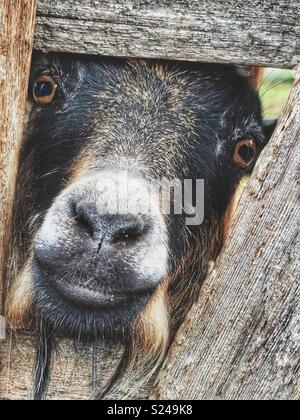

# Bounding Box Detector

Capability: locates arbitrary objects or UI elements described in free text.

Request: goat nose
[107,214,149,245]
[72,201,149,246]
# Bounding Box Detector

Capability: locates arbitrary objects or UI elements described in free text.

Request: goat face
[7,54,268,345]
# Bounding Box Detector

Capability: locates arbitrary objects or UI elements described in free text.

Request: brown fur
[5,258,34,329]
[244,66,264,90]
[223,176,250,244]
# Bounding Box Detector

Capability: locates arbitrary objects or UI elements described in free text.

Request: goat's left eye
[33,75,57,105]
[233,139,257,168]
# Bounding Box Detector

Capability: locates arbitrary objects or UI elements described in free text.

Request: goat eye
[233,139,257,168]
[33,75,57,105]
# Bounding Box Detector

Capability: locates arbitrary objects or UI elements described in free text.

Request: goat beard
[33,314,132,400]
[34,317,54,400]
[33,315,168,401]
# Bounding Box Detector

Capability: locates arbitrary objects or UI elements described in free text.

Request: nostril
[76,213,95,239]
[111,216,150,245]
[69,198,151,247]
[71,202,98,239]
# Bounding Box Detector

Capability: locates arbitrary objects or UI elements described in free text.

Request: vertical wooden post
[0,1,37,336]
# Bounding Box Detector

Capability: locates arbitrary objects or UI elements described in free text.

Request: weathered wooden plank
[34,0,300,68]
[0,1,37,331]
[151,67,300,400]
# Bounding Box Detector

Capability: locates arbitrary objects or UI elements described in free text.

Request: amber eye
[33,75,57,105]
[233,139,257,168]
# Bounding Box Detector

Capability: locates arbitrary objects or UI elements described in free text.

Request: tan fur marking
[223,176,250,244]
[5,259,34,329]
[135,281,170,356]
[67,153,93,185]
[244,67,265,90]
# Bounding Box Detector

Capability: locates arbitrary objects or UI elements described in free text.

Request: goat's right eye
[33,75,57,105]
[233,139,257,168]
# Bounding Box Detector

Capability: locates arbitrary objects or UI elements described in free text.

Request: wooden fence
[0,0,299,400]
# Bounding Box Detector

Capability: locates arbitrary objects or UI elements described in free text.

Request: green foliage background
[260,69,295,119]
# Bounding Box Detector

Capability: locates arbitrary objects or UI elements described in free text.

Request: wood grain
[151,67,300,401]
[34,0,300,68]
[0,2,37,319]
